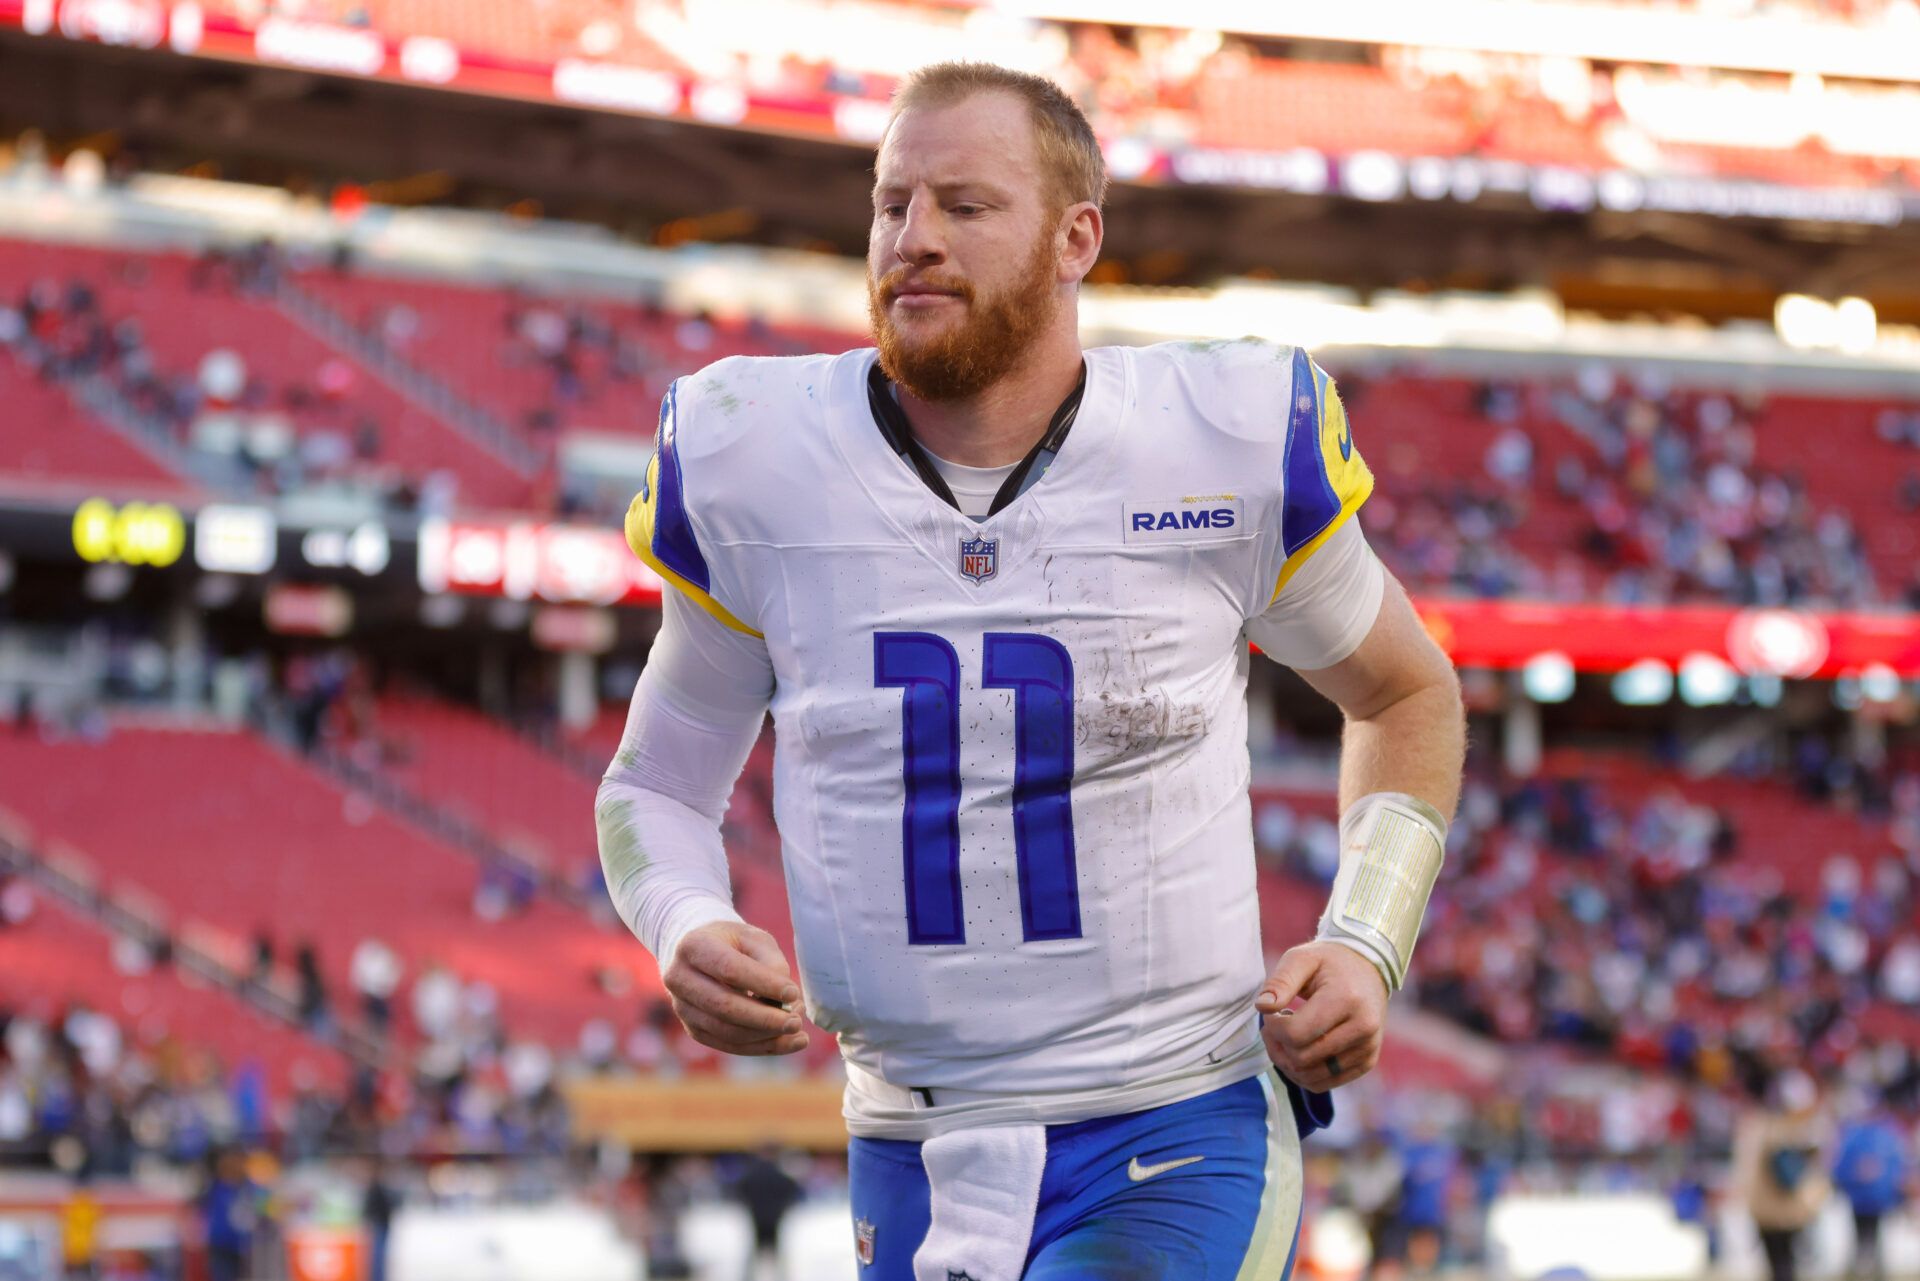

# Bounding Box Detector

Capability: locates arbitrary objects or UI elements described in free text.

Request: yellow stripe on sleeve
[624,455,763,638]
[1270,368,1375,604]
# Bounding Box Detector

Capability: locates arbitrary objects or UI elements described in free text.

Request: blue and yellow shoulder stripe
[624,380,764,637]
[1272,347,1374,603]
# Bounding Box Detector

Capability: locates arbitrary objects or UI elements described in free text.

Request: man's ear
[1059,202,1104,284]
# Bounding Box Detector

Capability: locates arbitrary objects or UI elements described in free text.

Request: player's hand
[1255,941,1388,1091]
[663,921,811,1056]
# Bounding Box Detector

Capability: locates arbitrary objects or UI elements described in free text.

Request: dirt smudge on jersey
[1077,688,1209,758]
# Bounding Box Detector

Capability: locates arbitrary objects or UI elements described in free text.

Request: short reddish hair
[889,62,1108,213]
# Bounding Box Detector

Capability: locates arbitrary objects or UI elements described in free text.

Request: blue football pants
[848,1070,1331,1280]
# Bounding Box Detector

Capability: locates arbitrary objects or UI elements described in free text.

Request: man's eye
[952,204,983,216]
[879,204,905,218]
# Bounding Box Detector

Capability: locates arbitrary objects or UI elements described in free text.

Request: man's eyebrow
[871,179,1016,201]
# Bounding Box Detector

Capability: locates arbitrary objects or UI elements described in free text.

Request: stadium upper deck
[134,0,1920,195]
[12,0,1920,207]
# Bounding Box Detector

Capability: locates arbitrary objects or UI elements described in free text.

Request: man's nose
[893,193,946,266]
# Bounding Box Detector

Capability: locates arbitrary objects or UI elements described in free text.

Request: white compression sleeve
[595,589,775,964]
[1243,517,1386,671]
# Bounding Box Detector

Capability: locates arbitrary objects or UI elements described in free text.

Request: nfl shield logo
[959,535,998,584]
[854,1217,876,1265]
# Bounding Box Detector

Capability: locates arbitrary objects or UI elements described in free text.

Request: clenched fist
[1255,940,1389,1091]
[663,921,811,1056]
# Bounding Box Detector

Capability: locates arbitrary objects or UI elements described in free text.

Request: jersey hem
[840,1034,1272,1140]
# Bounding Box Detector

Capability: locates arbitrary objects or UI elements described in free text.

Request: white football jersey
[626,339,1380,1136]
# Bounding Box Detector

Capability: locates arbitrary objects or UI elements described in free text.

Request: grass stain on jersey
[594,794,651,884]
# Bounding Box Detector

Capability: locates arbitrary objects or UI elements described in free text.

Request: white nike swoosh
[1127,1154,1205,1182]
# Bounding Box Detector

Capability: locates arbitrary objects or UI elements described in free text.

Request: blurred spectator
[1734,1070,1832,1281]
[0,870,32,929]
[729,1148,803,1281]
[249,928,274,989]
[1394,1119,1459,1276]
[62,1179,100,1281]
[1880,935,1920,1005]
[1832,1096,1909,1281]
[472,856,537,923]
[1344,1129,1406,1278]
[197,1148,258,1281]
[294,941,329,1032]
[362,1159,399,1281]
[350,937,403,1038]
[410,962,462,1044]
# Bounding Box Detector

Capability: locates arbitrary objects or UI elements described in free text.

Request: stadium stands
[0,239,534,510]
[373,691,603,881]
[290,265,860,446]
[1250,745,1920,1112]
[0,886,351,1098]
[0,725,657,1053]
[8,225,1916,612]
[1537,747,1898,899]
[0,342,191,495]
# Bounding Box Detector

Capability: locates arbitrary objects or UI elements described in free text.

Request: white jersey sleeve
[595,589,771,963]
[598,372,782,965]
[1244,517,1385,671]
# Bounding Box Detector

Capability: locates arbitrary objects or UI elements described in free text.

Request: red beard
[868,231,1060,402]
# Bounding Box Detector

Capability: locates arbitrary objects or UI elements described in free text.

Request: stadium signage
[253,16,384,76]
[193,504,277,575]
[50,0,165,48]
[551,60,681,116]
[264,583,352,637]
[1725,608,1832,679]
[562,1076,847,1150]
[1418,598,1920,680]
[415,518,663,607]
[14,496,1919,674]
[300,522,391,577]
[71,498,185,569]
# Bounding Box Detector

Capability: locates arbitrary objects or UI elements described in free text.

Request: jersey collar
[866,360,1088,521]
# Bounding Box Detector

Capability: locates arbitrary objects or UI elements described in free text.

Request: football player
[597,61,1465,1281]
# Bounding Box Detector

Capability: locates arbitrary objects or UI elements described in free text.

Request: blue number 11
[874,631,1081,945]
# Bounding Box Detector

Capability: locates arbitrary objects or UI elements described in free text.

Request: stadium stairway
[366,692,604,890]
[287,267,646,443]
[272,273,544,479]
[0,335,207,498]
[289,263,861,445]
[0,809,356,1098]
[346,692,794,959]
[0,722,664,1059]
[0,237,535,511]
